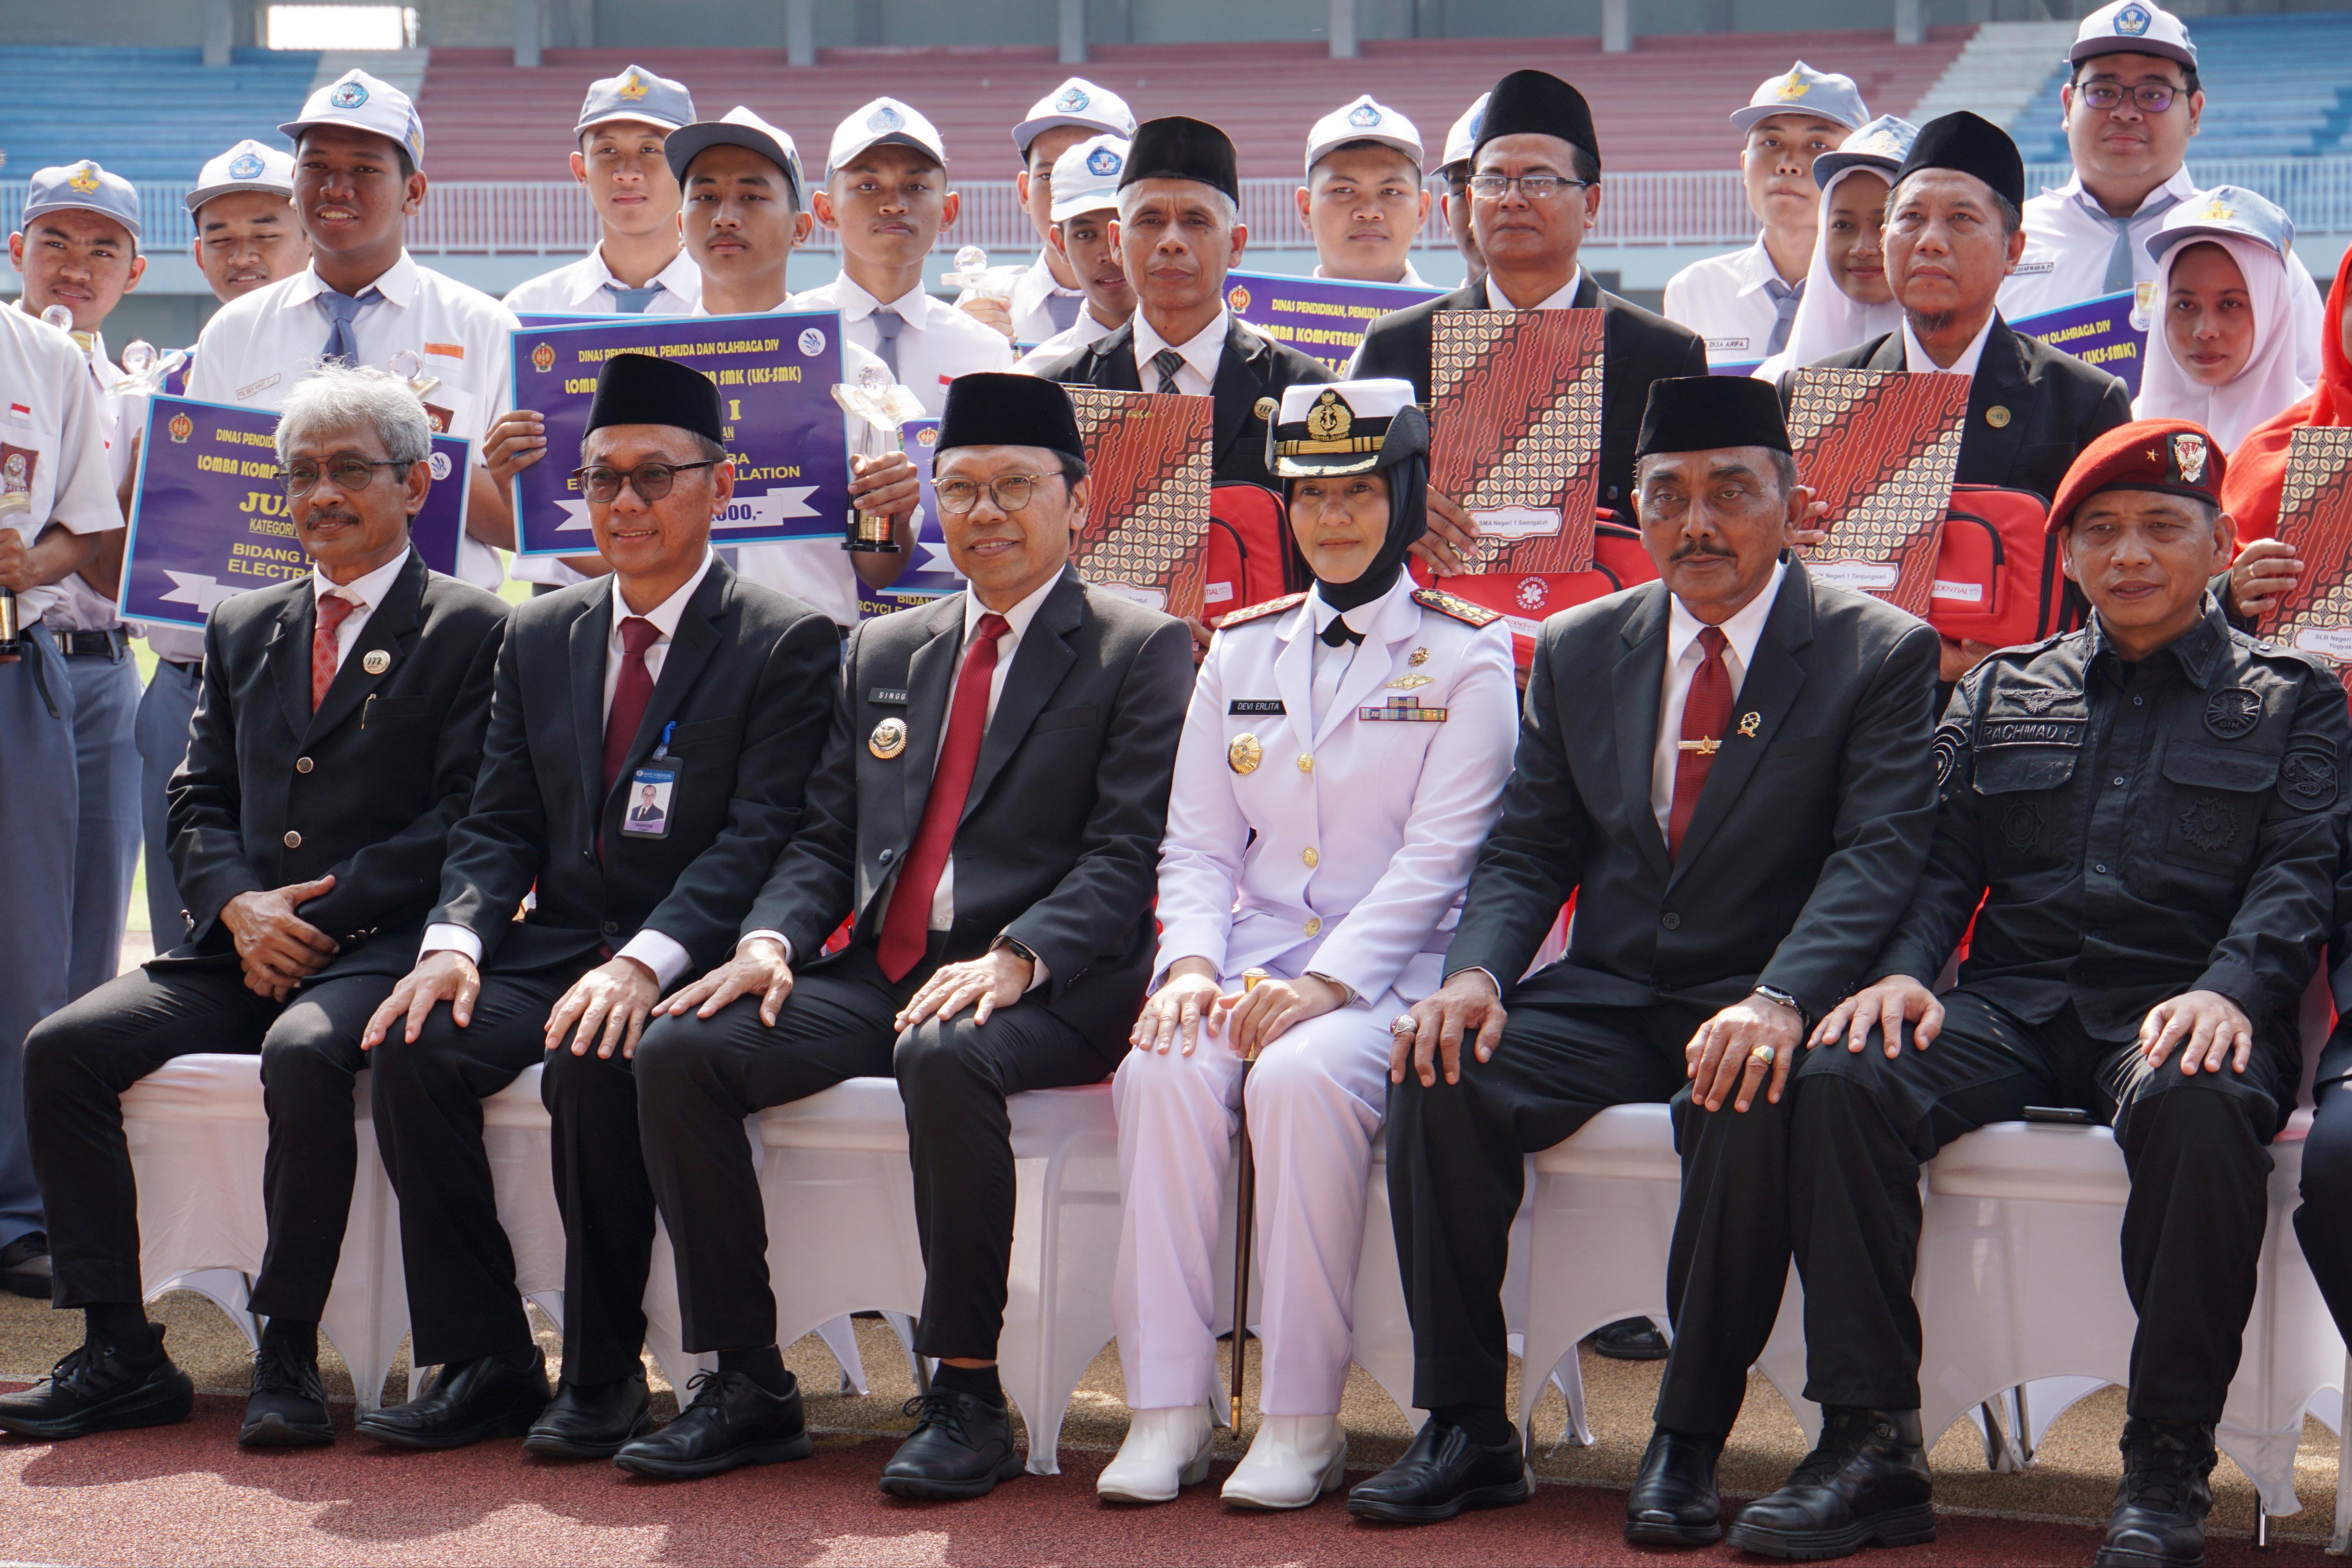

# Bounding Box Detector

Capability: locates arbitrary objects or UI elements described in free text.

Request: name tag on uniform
[1230,699,1285,715]
[869,687,909,705]
[620,763,677,839]
[1358,697,1447,722]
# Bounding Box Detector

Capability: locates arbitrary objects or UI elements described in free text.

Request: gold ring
[1749,1043,1776,1066]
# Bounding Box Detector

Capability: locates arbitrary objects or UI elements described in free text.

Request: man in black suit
[1031,116,1329,492]
[353,353,841,1454]
[0,366,506,1449]
[1345,377,1942,1527]
[622,373,1191,1492]
[1350,69,1711,578]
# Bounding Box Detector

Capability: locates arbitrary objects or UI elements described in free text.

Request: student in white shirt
[1011,134,1134,373]
[790,98,1014,416]
[1296,96,1431,287]
[1752,116,1917,383]
[955,77,1139,347]
[1663,63,1869,370]
[1432,93,1490,293]
[186,70,521,594]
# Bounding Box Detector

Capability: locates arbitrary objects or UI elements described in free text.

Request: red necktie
[1668,625,1731,860]
[311,590,356,711]
[878,612,1010,981]
[601,616,662,798]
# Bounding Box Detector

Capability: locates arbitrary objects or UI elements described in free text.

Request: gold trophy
[831,361,924,554]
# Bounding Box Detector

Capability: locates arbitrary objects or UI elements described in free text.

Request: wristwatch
[997,936,1041,971]
[1751,983,1810,1035]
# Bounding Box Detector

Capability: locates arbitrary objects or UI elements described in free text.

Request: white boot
[1221,1414,1347,1509]
[1096,1405,1215,1503]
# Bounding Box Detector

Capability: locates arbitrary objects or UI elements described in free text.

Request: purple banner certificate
[857,416,966,620]
[508,310,852,557]
[2012,288,2148,396]
[1222,270,1441,373]
[119,394,469,631]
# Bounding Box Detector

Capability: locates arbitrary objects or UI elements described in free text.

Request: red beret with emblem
[2046,417,2228,535]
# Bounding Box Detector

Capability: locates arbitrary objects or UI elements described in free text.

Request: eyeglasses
[934,473,1058,515]
[278,456,410,496]
[1467,173,1593,202]
[571,460,720,504]
[2076,81,2182,113]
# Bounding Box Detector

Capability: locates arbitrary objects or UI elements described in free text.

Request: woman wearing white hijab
[2134,187,2312,452]
[1752,115,1916,383]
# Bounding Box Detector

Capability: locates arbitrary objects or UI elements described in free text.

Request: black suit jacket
[1447,560,1943,1021]
[1790,315,2133,501]
[1350,272,1709,515]
[430,559,840,978]
[1031,315,1332,492]
[743,571,1195,1048]
[163,550,508,977]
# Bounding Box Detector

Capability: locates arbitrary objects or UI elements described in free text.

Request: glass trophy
[116,339,189,395]
[938,244,1011,302]
[831,361,925,553]
[388,348,443,404]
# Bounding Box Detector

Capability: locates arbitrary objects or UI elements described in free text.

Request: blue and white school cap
[279,69,425,171]
[1012,78,1138,158]
[184,140,295,214]
[1305,95,1423,174]
[1049,134,1130,222]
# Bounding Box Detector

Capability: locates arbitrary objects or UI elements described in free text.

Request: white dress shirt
[422,549,716,987]
[1312,260,1432,288]
[1012,305,1121,373]
[1650,560,1786,841]
[957,248,1087,348]
[1483,269,1588,313]
[502,246,703,319]
[0,308,123,625]
[185,251,519,592]
[1307,593,1379,731]
[1131,306,1230,397]
[39,331,134,634]
[1901,312,1997,377]
[312,546,414,672]
[786,271,1015,416]
[1664,238,1800,369]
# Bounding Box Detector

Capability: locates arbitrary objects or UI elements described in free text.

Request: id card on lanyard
[621,721,677,839]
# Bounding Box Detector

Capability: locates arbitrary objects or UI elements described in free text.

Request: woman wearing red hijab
[2219,244,2352,618]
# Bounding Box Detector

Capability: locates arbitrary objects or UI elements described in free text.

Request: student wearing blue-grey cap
[955,77,1139,347]
[2135,187,2311,451]
[1663,63,1870,370]
[1752,115,1919,383]
[1011,134,1135,371]
[1433,93,1489,290]
[1298,95,1430,287]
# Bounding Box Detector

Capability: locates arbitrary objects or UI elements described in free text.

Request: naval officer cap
[1636,376,1793,460]
[1049,134,1130,223]
[2145,184,2293,263]
[829,98,948,176]
[664,107,804,204]
[586,352,724,447]
[184,139,295,215]
[1730,62,1871,135]
[1891,111,2026,215]
[1119,117,1240,204]
[1438,92,1490,177]
[2046,418,2225,534]
[1268,379,1426,479]
[280,68,425,173]
[1012,77,1138,158]
[2070,0,2198,69]
[1473,70,1601,171]
[576,64,697,136]
[937,373,1085,462]
[1304,95,1423,175]
[1812,115,1920,188]
[24,160,143,243]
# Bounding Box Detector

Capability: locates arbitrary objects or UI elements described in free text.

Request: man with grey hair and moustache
[0,366,507,1453]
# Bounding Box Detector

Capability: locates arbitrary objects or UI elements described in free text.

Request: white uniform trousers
[1112,981,1399,1416]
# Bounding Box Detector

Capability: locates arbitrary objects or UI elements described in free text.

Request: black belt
[164,657,203,676]
[51,627,128,659]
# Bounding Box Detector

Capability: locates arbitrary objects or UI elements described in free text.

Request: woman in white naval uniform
[1099,380,1518,1508]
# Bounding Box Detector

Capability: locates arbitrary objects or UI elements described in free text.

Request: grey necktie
[1044,291,1084,332]
[1151,347,1185,394]
[1762,277,1804,358]
[870,306,903,379]
[2100,192,2183,295]
[317,286,382,365]
[604,282,661,313]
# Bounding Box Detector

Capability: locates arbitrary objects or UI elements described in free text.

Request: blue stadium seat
[0,46,319,184]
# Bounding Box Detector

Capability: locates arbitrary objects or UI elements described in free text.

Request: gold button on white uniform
[1304,917,1322,937]
[1297,753,1313,774]
[295,757,314,774]
[1302,847,1318,868]
[283,830,302,849]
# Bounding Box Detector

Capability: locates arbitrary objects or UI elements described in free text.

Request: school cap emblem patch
[330,80,369,109]
[868,103,905,133]
[1348,103,1382,128]
[228,151,266,180]
[1056,87,1090,112]
[2115,3,2152,34]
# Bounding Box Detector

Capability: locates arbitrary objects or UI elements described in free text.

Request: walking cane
[1230,968,1270,1417]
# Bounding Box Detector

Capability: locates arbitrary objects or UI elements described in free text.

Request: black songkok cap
[1636,375,1792,460]
[1119,116,1240,204]
[937,372,1085,461]
[1892,111,2025,214]
[1472,70,1600,170]
[586,351,723,445]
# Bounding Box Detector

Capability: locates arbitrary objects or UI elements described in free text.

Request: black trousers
[23,963,393,1319]
[2293,1062,2352,1348]
[540,1040,662,1385]
[369,967,576,1368]
[634,943,1121,1362]
[1789,989,2288,1425]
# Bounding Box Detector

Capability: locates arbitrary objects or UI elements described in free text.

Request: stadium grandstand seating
[0,46,320,183]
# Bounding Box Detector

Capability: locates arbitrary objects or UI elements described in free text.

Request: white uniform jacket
[1153,575,1518,1004]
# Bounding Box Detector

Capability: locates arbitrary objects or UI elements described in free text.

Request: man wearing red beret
[1725,419,2351,1566]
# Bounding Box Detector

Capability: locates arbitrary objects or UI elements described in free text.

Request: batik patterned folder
[1065,387,1216,620]
[1430,308,1606,575]
[2260,427,2352,693]
[1785,367,1971,619]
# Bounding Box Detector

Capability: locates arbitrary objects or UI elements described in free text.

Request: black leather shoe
[0,1325,193,1440]
[1625,1427,1725,1546]
[239,1336,334,1449]
[523,1370,652,1460]
[0,1232,51,1299]
[1726,1406,1935,1560]
[2095,1418,2215,1568]
[353,1349,550,1451]
[1345,1417,1531,1524]
[1593,1316,1671,1360]
[879,1389,1023,1500]
[612,1370,811,1479]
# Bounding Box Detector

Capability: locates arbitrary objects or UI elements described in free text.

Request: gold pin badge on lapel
[362,650,391,675]
[1738,711,1762,739]
[1228,733,1263,775]
[1985,406,2012,429]
[1408,646,1430,666]
[1385,673,1435,690]
[1252,396,1278,422]
[870,717,907,759]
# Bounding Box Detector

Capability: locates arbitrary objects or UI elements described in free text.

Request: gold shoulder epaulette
[1214,592,1307,630]
[1413,588,1503,627]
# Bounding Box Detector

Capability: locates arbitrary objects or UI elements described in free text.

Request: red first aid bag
[1414,516,1661,666]
[1202,482,1306,619]
[1928,484,2083,648]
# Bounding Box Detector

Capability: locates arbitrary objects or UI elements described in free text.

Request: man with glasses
[1297,95,1431,286]
[618,373,1190,1493]
[1999,0,2324,382]
[0,366,506,1450]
